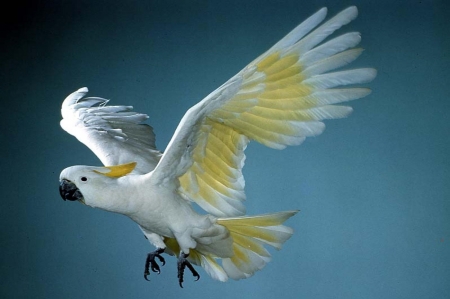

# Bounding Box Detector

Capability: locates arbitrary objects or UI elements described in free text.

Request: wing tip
[62,87,89,111]
[78,87,89,92]
[345,5,358,18]
[317,7,328,16]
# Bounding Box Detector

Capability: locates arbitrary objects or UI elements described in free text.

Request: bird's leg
[144,248,165,281]
[177,252,200,288]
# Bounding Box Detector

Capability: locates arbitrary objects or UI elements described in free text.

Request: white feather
[299,32,362,67]
[287,6,358,55]
[304,68,377,89]
[269,7,328,54]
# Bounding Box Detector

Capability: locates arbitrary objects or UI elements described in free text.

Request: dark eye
[81,177,88,182]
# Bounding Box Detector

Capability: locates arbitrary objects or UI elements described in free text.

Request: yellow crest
[93,162,137,178]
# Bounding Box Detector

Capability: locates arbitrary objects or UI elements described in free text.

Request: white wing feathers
[60,87,162,174]
[150,6,376,217]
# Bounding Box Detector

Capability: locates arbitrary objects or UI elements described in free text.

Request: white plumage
[59,6,376,284]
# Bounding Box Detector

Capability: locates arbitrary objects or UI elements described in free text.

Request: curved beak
[59,179,84,202]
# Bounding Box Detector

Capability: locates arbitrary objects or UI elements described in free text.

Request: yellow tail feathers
[217,210,298,280]
[163,211,297,281]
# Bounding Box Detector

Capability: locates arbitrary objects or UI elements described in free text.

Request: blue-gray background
[1,0,449,298]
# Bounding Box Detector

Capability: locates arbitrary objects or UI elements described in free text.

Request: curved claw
[177,252,200,288]
[155,254,165,267]
[144,248,166,281]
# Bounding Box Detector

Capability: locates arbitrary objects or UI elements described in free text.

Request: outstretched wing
[60,88,162,174]
[150,6,376,217]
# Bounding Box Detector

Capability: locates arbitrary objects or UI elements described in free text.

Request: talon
[144,248,165,281]
[177,252,200,288]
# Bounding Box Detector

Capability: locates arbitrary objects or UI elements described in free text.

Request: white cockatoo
[59,6,376,286]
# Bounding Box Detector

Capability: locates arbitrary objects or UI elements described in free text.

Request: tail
[185,210,298,281]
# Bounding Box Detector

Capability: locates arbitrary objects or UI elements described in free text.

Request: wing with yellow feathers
[150,6,376,217]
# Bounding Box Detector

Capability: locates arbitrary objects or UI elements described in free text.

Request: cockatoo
[59,6,376,286]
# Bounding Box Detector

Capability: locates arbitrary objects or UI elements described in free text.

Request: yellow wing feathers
[176,6,375,217]
[209,49,366,149]
[178,119,248,216]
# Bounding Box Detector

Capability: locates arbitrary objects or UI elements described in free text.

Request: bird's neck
[87,176,142,216]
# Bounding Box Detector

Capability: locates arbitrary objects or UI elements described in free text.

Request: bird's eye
[81,177,88,182]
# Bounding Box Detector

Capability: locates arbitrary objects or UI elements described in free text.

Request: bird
[59,6,376,287]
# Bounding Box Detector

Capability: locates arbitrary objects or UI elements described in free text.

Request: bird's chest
[126,186,198,238]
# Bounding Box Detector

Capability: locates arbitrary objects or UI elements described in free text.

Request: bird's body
[59,6,376,285]
[60,161,297,282]
[123,175,229,256]
[69,168,229,254]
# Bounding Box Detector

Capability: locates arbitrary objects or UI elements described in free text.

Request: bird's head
[59,162,137,208]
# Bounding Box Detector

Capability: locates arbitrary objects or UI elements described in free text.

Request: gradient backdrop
[1,0,449,298]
